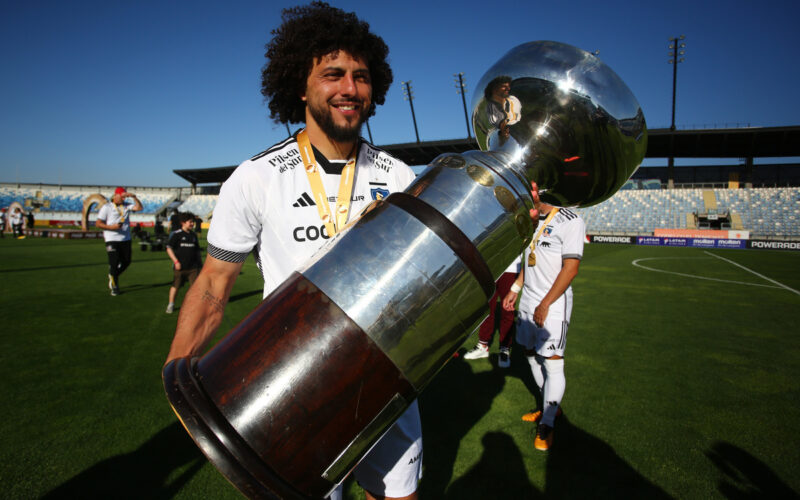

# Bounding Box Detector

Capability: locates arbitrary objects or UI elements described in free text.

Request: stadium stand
[177,194,218,219]
[576,186,800,238]
[3,182,799,239]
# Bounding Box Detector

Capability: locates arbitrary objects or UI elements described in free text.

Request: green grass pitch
[0,236,797,499]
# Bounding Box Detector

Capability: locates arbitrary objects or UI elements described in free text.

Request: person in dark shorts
[165,213,202,314]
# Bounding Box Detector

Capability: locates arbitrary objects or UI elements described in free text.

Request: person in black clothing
[165,213,202,314]
[169,211,181,233]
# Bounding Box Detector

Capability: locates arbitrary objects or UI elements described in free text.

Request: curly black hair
[261,2,393,125]
[484,75,512,100]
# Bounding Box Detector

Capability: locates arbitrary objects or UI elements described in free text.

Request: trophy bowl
[471,40,647,208]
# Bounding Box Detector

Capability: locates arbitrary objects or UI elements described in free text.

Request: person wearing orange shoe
[503,200,585,451]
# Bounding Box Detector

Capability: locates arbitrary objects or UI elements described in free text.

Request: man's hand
[174,261,182,271]
[502,290,518,311]
[533,302,549,327]
[97,220,121,230]
[530,181,540,223]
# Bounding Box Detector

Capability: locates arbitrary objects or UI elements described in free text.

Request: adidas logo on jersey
[293,192,316,207]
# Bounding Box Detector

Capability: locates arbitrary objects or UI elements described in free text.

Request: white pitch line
[631,257,783,289]
[703,251,800,296]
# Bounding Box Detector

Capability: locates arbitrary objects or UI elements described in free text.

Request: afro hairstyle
[261,1,393,125]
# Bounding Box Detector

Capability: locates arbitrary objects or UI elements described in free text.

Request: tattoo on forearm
[202,290,225,314]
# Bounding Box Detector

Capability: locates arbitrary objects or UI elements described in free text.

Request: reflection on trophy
[163,41,646,499]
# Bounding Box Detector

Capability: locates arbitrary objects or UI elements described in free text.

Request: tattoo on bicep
[202,290,226,313]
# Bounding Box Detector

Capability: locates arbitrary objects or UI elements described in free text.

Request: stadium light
[401,80,420,143]
[453,72,471,138]
[667,35,686,189]
[668,35,686,132]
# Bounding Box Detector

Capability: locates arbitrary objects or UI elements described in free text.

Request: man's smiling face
[302,50,372,144]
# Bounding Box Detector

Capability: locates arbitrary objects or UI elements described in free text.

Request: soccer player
[502,199,585,451]
[96,187,142,296]
[165,213,202,314]
[165,3,421,499]
[10,207,24,239]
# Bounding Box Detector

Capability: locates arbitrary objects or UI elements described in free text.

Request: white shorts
[517,298,571,357]
[330,400,423,499]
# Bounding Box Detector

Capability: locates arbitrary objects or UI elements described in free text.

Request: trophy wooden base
[163,272,416,499]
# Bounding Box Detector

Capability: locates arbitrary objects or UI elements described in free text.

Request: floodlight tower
[401,80,420,143]
[667,35,686,188]
[454,72,470,138]
[668,35,686,132]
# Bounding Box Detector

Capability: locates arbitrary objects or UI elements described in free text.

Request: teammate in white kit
[166,3,422,499]
[96,186,143,295]
[503,201,585,451]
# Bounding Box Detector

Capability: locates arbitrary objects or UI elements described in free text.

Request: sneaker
[111,287,120,296]
[522,406,563,423]
[498,348,510,368]
[534,424,554,451]
[166,303,174,314]
[463,343,489,360]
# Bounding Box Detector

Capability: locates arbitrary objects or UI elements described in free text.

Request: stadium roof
[173,125,800,186]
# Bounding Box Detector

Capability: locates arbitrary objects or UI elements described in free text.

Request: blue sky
[1,0,798,186]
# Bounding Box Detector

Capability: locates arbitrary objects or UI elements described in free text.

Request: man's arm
[502,268,524,311]
[532,258,580,327]
[165,255,243,364]
[95,219,119,230]
[127,193,143,212]
[166,246,181,270]
[95,207,120,231]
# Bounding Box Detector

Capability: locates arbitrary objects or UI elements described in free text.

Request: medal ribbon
[528,208,559,266]
[297,129,356,237]
[505,98,519,123]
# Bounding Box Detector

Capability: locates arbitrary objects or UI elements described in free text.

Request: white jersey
[208,133,416,297]
[519,208,585,314]
[97,202,134,242]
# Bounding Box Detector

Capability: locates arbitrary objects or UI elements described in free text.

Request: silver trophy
[163,41,646,499]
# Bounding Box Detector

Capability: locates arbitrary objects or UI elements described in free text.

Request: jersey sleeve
[166,231,180,249]
[97,204,110,222]
[561,217,586,260]
[207,162,265,263]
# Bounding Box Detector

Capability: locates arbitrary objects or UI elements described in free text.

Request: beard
[307,100,369,144]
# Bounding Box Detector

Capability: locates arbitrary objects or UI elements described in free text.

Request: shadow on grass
[0,257,168,274]
[705,441,799,499]
[445,431,537,498]
[419,354,507,499]
[119,281,174,293]
[41,422,205,499]
[541,414,672,499]
[420,350,673,499]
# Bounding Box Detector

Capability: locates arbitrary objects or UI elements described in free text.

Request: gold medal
[297,130,356,237]
[528,208,559,267]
